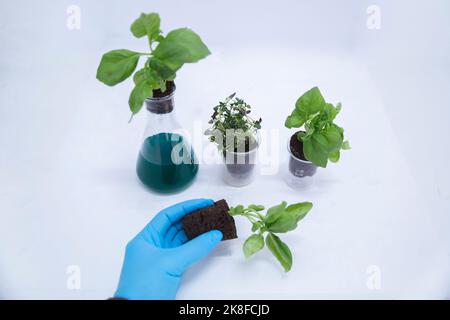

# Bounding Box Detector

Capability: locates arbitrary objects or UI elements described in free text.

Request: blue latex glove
[114,198,223,300]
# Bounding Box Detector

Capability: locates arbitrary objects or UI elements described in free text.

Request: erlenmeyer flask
[136,83,198,193]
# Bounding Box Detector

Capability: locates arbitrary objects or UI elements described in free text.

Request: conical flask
[136,83,198,193]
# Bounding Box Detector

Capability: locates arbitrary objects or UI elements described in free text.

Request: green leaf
[251,222,262,232]
[149,58,177,79]
[266,233,292,272]
[303,125,343,167]
[130,13,161,40]
[287,202,312,223]
[249,204,265,211]
[268,202,312,233]
[264,201,287,225]
[324,125,344,152]
[303,122,316,139]
[342,140,351,150]
[295,87,326,118]
[155,34,165,42]
[96,49,141,86]
[150,58,176,80]
[243,234,265,258]
[134,67,164,89]
[332,103,342,119]
[153,28,210,73]
[133,68,147,85]
[329,150,340,163]
[129,81,152,114]
[303,135,328,168]
[322,103,341,123]
[284,109,305,129]
[229,205,244,216]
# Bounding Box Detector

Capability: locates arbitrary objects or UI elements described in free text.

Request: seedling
[205,93,262,153]
[229,201,313,272]
[285,87,350,168]
[96,12,210,116]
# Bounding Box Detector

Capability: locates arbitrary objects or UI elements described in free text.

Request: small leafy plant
[285,87,350,167]
[205,93,262,153]
[229,201,313,272]
[96,12,210,115]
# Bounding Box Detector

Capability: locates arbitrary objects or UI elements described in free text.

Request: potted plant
[284,87,350,185]
[96,12,210,193]
[205,93,262,187]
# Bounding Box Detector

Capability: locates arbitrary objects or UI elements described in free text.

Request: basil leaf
[134,67,162,89]
[303,135,329,168]
[130,13,161,40]
[243,234,265,258]
[285,109,305,129]
[229,205,244,216]
[264,201,287,225]
[129,81,152,114]
[251,222,261,232]
[327,103,341,121]
[149,58,177,79]
[155,34,165,42]
[153,28,210,72]
[133,68,147,85]
[295,87,326,118]
[266,233,292,272]
[268,217,297,234]
[342,140,351,150]
[303,125,343,167]
[329,150,340,163]
[96,49,141,86]
[249,204,265,211]
[324,125,344,152]
[234,205,244,214]
[268,202,312,233]
[286,202,313,222]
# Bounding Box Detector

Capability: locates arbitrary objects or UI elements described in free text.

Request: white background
[0,0,449,299]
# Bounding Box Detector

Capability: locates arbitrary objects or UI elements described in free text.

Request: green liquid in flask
[136,132,198,193]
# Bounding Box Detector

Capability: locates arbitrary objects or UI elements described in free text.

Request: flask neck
[145,93,175,114]
[142,90,181,139]
[145,81,176,114]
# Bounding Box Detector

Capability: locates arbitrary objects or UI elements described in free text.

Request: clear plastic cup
[284,138,317,189]
[222,145,258,187]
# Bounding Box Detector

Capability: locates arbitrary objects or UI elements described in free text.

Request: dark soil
[290,131,307,160]
[222,138,257,176]
[146,81,175,114]
[288,131,317,177]
[152,81,175,98]
[182,199,237,241]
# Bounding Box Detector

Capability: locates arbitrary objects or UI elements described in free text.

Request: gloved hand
[114,198,223,300]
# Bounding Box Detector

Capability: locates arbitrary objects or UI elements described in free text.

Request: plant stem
[147,35,154,53]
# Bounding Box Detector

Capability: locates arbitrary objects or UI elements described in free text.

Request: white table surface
[1,0,449,299]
